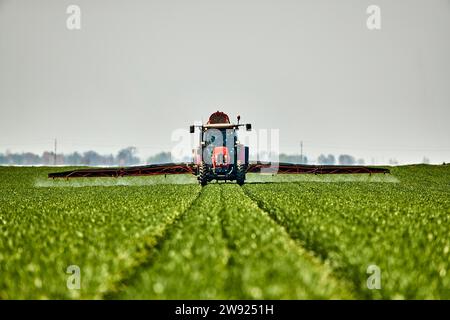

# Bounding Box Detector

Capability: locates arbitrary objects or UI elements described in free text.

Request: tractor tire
[236,162,246,186]
[198,162,208,186]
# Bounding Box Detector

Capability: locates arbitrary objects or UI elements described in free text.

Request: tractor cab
[203,127,235,170]
[190,111,251,186]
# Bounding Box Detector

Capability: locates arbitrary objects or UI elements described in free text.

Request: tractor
[189,111,251,186]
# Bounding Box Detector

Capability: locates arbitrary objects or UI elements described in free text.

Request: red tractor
[189,111,251,186]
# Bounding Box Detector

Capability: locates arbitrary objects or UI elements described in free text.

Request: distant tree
[356,158,365,165]
[338,154,356,165]
[279,153,293,163]
[9,153,24,165]
[299,155,308,164]
[116,147,139,166]
[422,157,430,164]
[147,152,172,164]
[328,154,336,165]
[318,154,335,165]
[65,152,83,165]
[82,150,103,166]
[278,153,308,164]
[23,152,41,165]
[317,154,326,164]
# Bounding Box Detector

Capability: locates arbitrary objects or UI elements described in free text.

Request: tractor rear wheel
[236,162,246,186]
[198,162,208,186]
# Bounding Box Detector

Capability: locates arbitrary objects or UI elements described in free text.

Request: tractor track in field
[102,187,204,299]
[242,184,308,250]
[216,186,243,298]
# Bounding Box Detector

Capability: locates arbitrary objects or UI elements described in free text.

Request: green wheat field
[0,165,449,299]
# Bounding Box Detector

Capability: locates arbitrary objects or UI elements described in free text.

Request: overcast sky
[0,0,449,164]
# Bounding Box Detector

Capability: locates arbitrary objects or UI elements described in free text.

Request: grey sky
[0,0,449,164]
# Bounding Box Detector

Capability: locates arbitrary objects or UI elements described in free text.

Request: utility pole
[300,140,303,164]
[54,138,57,165]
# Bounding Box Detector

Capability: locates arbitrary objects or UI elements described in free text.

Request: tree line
[278,153,364,165]
[0,148,172,166]
[0,148,364,166]
[315,154,365,165]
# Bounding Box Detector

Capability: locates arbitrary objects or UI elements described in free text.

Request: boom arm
[246,162,389,174]
[48,163,194,178]
[48,162,389,179]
